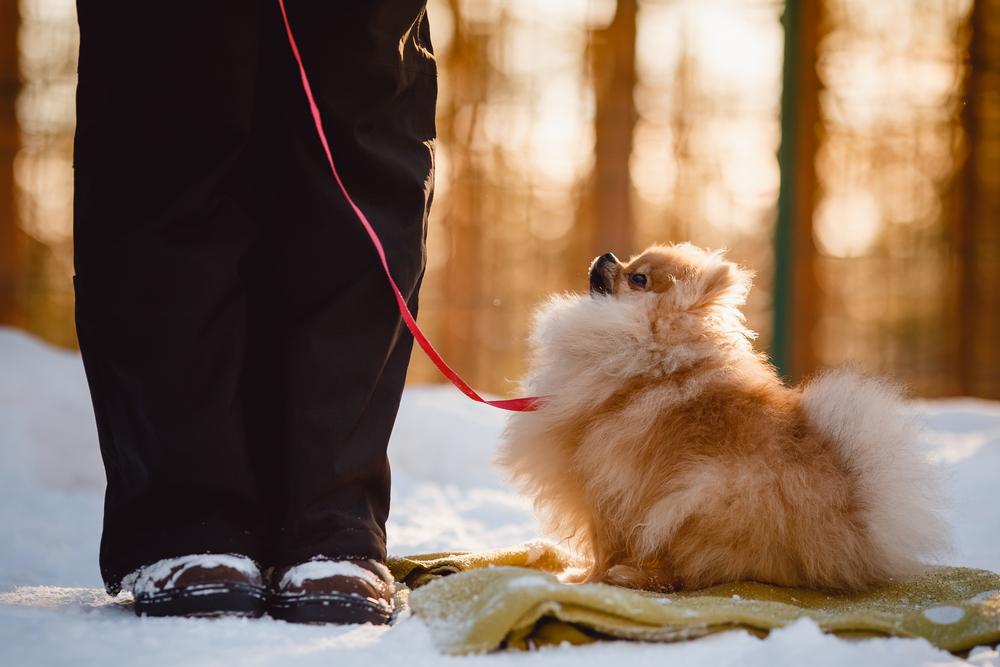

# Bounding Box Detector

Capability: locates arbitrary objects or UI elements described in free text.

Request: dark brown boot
[131,554,267,618]
[268,558,394,625]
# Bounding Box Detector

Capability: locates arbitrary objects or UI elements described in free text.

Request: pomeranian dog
[497,243,948,593]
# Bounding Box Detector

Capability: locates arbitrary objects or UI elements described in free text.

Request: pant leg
[244,0,436,566]
[73,1,266,593]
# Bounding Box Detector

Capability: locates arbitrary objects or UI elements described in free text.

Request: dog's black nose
[589,252,620,295]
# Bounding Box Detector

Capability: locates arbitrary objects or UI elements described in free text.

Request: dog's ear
[691,259,753,309]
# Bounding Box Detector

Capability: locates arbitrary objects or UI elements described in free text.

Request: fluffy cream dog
[497,243,948,592]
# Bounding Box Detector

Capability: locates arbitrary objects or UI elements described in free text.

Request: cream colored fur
[497,243,949,592]
[801,369,949,579]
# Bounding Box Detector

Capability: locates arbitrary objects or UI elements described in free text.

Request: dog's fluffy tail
[801,369,950,578]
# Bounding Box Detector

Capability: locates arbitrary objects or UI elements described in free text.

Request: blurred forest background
[0,0,998,398]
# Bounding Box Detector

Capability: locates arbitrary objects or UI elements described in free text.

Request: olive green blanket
[387,543,1000,655]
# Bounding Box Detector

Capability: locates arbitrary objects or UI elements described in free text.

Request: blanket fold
[387,543,1000,655]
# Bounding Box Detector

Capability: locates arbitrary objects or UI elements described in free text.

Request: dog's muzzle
[589,252,619,295]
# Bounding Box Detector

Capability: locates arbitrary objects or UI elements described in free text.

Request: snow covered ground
[0,326,997,666]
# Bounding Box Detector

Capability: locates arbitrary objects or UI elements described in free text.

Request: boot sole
[134,582,268,618]
[268,592,393,625]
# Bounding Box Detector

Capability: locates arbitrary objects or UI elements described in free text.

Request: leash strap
[277,0,541,412]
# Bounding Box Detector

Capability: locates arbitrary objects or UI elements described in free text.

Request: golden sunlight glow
[814,191,882,258]
[631,0,782,266]
[9,0,983,396]
[15,0,77,251]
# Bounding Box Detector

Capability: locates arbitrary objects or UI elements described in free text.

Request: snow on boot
[268,558,394,625]
[130,553,267,618]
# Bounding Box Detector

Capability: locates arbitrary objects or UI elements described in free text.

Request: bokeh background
[0,0,997,398]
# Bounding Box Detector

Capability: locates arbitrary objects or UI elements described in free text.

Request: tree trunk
[956,0,1000,398]
[0,0,22,327]
[772,0,821,382]
[587,0,638,259]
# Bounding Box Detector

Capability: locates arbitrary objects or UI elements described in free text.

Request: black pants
[73,0,436,594]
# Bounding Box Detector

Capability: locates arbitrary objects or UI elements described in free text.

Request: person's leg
[244,0,436,570]
[73,1,267,594]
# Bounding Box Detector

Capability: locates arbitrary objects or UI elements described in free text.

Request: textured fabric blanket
[387,543,1000,655]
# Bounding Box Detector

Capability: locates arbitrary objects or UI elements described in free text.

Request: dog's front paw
[600,564,680,592]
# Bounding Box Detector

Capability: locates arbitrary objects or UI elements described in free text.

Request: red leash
[277,0,541,412]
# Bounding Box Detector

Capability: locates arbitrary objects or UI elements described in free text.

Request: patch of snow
[968,589,1000,604]
[132,554,262,595]
[279,560,385,591]
[921,605,966,625]
[967,645,999,667]
[1,327,999,666]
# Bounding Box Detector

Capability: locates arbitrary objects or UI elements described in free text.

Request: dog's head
[588,243,753,312]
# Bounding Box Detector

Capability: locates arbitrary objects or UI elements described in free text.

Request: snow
[0,325,998,666]
[277,560,387,591]
[922,606,966,625]
[131,554,263,596]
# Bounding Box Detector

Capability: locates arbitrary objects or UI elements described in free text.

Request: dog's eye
[628,273,648,289]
